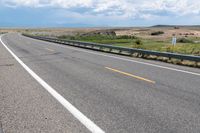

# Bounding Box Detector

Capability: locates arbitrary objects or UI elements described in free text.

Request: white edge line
[42,38,200,76]
[0,35,105,133]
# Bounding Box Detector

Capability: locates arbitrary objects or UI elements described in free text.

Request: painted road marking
[0,35,105,133]
[106,67,156,84]
[45,48,54,52]
[44,40,200,76]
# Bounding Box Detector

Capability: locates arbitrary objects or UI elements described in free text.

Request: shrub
[174,26,180,29]
[177,38,193,43]
[133,39,143,48]
[151,31,164,36]
[135,39,142,45]
[116,35,137,39]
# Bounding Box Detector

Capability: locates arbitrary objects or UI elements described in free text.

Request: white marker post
[172,35,176,46]
[172,35,176,53]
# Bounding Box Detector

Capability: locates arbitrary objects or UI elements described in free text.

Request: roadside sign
[172,36,176,46]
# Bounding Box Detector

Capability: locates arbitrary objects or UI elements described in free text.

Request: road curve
[0,33,200,133]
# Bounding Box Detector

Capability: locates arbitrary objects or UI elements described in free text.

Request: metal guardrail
[23,34,200,62]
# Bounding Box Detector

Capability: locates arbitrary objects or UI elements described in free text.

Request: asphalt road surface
[0,33,200,133]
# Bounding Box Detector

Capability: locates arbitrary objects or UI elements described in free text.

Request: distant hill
[151,25,200,28]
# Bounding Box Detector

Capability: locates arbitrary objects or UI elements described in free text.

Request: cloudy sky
[0,0,200,27]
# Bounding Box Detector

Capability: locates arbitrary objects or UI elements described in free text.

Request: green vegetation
[133,39,143,49]
[177,38,193,43]
[57,34,200,56]
[151,31,164,36]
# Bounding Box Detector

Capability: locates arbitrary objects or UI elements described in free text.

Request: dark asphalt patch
[0,64,14,67]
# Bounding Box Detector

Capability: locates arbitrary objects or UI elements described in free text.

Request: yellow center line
[105,67,156,84]
[45,48,54,52]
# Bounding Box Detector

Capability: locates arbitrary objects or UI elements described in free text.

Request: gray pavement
[0,122,3,133]
[0,34,88,133]
[0,33,200,133]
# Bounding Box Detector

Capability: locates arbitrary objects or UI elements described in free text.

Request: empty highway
[0,33,200,133]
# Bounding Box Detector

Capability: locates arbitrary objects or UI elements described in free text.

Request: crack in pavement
[0,121,3,133]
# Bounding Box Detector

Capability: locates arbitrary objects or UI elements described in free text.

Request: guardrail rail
[23,34,200,65]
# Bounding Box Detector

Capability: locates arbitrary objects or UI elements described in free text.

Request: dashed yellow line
[45,48,54,52]
[105,67,156,84]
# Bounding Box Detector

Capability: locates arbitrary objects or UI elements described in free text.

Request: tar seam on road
[0,35,105,133]
[0,120,3,133]
[105,67,156,84]
[44,40,200,76]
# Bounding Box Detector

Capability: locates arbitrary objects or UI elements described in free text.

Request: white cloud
[1,0,200,19]
[142,0,200,16]
[1,0,93,8]
[50,0,93,8]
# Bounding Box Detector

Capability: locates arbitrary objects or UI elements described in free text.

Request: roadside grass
[116,40,200,55]
[58,34,200,56]
[188,36,200,41]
